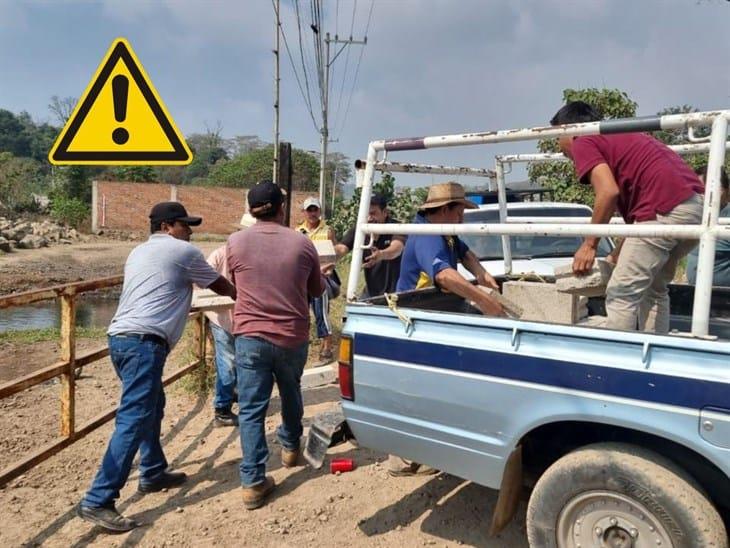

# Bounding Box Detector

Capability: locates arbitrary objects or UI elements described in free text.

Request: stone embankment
[0,217,84,253]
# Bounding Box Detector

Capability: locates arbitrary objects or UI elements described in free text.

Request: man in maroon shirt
[551,101,704,333]
[227,181,328,509]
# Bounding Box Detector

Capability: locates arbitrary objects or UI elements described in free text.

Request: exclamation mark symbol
[111,75,129,145]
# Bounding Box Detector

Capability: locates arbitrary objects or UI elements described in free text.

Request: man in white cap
[296,196,337,362]
[204,212,257,428]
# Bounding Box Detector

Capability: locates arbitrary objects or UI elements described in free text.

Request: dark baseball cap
[149,202,202,226]
[248,181,284,214]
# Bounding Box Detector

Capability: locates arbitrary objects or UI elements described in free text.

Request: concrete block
[503,281,587,324]
[313,240,337,265]
[555,259,614,297]
[301,364,337,389]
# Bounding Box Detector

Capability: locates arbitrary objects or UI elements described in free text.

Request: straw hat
[419,182,478,211]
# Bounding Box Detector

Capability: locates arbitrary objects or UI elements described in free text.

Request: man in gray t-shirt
[78,202,236,533]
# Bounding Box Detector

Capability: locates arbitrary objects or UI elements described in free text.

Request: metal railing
[348,109,730,337]
[0,277,208,486]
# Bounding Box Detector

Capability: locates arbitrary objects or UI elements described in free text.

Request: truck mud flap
[489,444,523,536]
[303,403,355,469]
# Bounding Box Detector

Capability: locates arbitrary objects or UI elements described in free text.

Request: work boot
[214,407,238,427]
[242,476,276,510]
[281,446,300,468]
[386,455,438,477]
[138,470,187,493]
[76,503,139,533]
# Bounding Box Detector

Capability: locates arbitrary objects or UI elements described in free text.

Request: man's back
[108,234,218,347]
[227,222,323,348]
[572,133,703,223]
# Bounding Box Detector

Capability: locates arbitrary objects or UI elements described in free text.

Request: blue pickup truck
[334,110,730,547]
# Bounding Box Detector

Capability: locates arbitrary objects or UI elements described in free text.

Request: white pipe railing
[493,140,730,299]
[361,222,730,240]
[347,109,730,338]
[691,115,729,336]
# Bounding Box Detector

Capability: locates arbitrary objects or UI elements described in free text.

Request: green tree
[329,172,427,239]
[106,165,158,182]
[0,109,32,158]
[528,88,638,205]
[0,152,47,210]
[652,105,729,175]
[207,145,321,189]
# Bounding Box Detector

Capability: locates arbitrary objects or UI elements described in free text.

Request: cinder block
[503,281,587,324]
[555,259,614,297]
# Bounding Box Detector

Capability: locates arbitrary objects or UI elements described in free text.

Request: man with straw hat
[396,181,505,317]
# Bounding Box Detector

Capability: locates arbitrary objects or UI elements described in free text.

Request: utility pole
[272,0,281,183]
[318,32,366,217]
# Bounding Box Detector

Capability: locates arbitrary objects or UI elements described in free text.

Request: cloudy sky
[0,0,728,185]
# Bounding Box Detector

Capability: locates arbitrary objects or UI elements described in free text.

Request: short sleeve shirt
[396,214,469,292]
[341,217,406,296]
[108,234,220,348]
[204,245,233,332]
[572,133,703,223]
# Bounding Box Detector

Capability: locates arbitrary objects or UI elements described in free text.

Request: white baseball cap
[302,197,322,210]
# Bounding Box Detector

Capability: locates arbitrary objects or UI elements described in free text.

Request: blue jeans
[235,335,308,487]
[210,323,237,411]
[82,335,169,508]
[310,293,331,338]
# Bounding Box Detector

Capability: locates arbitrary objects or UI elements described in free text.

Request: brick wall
[93,180,317,234]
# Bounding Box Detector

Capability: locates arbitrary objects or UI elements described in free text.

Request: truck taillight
[338,336,354,400]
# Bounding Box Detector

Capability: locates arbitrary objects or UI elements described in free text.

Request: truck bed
[363,280,730,340]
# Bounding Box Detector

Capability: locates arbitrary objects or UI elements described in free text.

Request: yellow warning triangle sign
[49,38,192,165]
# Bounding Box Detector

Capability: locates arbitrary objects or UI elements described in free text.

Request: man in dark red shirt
[227,181,328,509]
[551,101,704,333]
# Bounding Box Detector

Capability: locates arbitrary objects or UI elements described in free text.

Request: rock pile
[0,217,83,252]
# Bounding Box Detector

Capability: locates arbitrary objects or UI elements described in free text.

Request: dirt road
[0,380,529,547]
[0,240,530,546]
[0,240,223,295]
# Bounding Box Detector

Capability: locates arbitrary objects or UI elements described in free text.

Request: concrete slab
[302,363,337,390]
[555,259,614,297]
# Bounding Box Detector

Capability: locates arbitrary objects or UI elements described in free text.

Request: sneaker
[76,503,139,533]
[214,408,238,427]
[138,471,187,494]
[281,446,300,468]
[386,455,439,477]
[242,476,276,510]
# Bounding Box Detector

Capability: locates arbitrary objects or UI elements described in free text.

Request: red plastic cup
[330,458,355,473]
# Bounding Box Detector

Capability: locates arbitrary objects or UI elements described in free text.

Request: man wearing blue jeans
[77,202,236,533]
[227,182,328,509]
[204,213,256,427]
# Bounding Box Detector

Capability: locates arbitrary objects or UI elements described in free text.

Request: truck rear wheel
[526,442,728,548]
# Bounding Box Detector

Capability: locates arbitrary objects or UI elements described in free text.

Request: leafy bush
[329,173,427,239]
[50,195,89,228]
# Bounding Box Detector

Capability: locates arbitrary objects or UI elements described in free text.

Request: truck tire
[526,442,728,548]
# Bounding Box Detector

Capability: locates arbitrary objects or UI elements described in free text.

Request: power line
[331,0,357,132]
[274,0,319,131]
[294,0,317,125]
[335,0,374,139]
